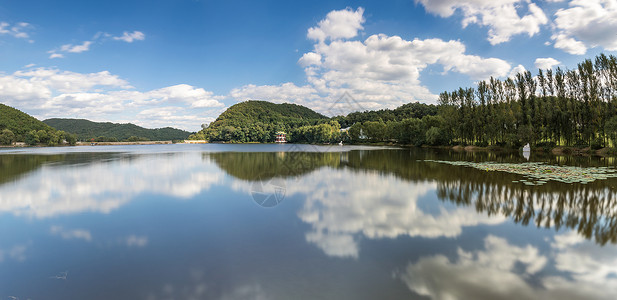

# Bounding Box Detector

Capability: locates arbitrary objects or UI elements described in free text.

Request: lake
[1,144,616,299]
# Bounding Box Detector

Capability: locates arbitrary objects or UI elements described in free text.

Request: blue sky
[1,0,616,131]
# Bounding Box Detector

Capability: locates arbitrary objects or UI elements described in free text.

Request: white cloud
[49,30,145,59]
[298,52,322,67]
[49,52,64,59]
[307,7,365,42]
[415,0,548,45]
[61,40,92,53]
[135,106,218,131]
[534,57,561,69]
[0,21,32,40]
[230,82,320,104]
[552,0,617,54]
[113,30,145,43]
[50,225,92,241]
[0,68,224,130]
[14,68,132,93]
[551,33,587,55]
[238,8,513,116]
[508,64,527,78]
[147,84,225,108]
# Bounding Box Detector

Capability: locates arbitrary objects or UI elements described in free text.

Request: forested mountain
[0,103,55,135]
[0,103,76,146]
[43,118,191,142]
[190,100,330,142]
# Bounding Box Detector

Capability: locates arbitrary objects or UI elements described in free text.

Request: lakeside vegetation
[0,103,77,146]
[43,118,191,142]
[189,53,617,152]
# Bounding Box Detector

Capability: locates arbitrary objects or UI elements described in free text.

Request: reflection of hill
[0,154,65,184]
[208,148,617,246]
[204,151,341,180]
[0,152,123,185]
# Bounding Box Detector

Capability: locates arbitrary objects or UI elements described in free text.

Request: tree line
[435,53,617,148]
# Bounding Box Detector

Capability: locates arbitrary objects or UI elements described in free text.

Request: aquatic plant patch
[424,160,617,185]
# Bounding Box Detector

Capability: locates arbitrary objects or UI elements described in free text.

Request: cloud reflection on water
[232,168,506,258]
[0,153,223,218]
[399,232,617,300]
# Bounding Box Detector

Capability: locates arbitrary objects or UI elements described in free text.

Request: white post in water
[523,143,531,160]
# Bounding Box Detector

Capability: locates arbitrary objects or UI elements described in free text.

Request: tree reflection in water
[206,148,617,246]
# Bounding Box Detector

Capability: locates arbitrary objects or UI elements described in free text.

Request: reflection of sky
[400,232,617,300]
[2,147,617,299]
[0,152,223,218]
[233,168,506,258]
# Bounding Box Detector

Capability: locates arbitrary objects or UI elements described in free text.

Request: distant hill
[0,103,55,135]
[190,100,328,142]
[43,118,191,141]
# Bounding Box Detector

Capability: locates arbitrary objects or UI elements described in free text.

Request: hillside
[190,100,329,142]
[44,118,191,141]
[0,103,55,136]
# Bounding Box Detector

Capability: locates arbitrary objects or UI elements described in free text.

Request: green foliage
[0,103,56,142]
[425,127,448,146]
[25,130,40,146]
[43,118,190,141]
[0,129,15,145]
[190,100,328,143]
[606,116,617,147]
[335,102,437,128]
[437,53,617,149]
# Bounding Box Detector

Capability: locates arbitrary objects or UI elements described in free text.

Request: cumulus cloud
[0,21,32,40]
[551,33,587,55]
[551,0,617,55]
[534,57,561,69]
[147,84,225,108]
[307,7,365,42]
[508,64,527,78]
[238,7,513,116]
[0,68,224,130]
[230,82,320,105]
[415,0,548,45]
[113,30,145,43]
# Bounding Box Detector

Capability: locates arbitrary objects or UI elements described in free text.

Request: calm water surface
[1,144,616,299]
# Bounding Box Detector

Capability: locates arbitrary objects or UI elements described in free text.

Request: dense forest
[191,53,617,149]
[189,100,437,144]
[435,53,617,148]
[0,103,76,146]
[44,118,191,142]
[189,100,332,142]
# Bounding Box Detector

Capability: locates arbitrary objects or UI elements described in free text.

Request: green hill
[0,103,55,136]
[190,100,329,142]
[0,103,72,145]
[43,118,191,142]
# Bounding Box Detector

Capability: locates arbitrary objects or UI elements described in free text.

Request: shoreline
[3,141,617,157]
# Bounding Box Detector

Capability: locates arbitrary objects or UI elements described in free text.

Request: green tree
[0,129,15,145]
